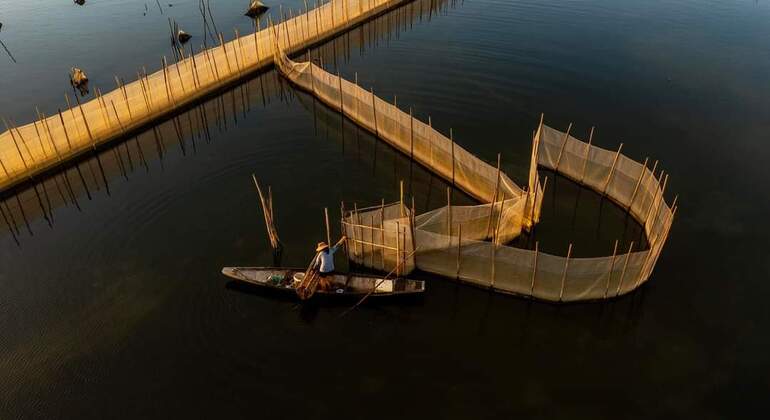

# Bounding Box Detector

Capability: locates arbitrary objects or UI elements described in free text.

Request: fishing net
[277,50,675,302]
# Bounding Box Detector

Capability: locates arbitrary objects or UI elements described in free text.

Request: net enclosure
[275,50,677,303]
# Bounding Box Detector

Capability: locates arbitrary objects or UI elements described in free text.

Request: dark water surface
[1,0,769,418]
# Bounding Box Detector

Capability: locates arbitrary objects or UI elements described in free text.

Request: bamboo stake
[558,243,573,302]
[254,19,261,63]
[627,157,649,213]
[456,223,462,279]
[396,220,401,277]
[604,240,619,299]
[446,187,452,247]
[409,107,414,162]
[615,241,635,296]
[94,88,112,129]
[485,153,501,238]
[352,202,359,258]
[490,235,497,289]
[450,128,455,187]
[337,71,344,113]
[324,207,331,249]
[31,116,49,159]
[579,126,594,183]
[8,119,35,166]
[234,28,245,75]
[644,173,668,229]
[56,109,72,154]
[2,118,29,171]
[602,143,624,195]
[643,205,677,283]
[529,241,539,297]
[399,179,404,217]
[218,33,233,75]
[70,94,94,145]
[371,88,378,137]
[161,56,176,105]
[315,0,321,36]
[554,123,572,170]
[380,199,385,270]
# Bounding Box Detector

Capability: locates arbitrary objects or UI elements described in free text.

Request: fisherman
[312,235,347,290]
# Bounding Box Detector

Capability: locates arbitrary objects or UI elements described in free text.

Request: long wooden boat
[221,267,425,298]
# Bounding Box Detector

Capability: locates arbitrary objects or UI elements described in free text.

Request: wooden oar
[340,248,420,317]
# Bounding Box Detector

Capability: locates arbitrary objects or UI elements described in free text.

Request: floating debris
[177,29,191,44]
[245,0,269,18]
[74,0,86,5]
[70,67,89,96]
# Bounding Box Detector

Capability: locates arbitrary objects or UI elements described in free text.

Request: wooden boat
[221,267,425,298]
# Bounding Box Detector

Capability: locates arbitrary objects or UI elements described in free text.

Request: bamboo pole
[558,243,573,302]
[456,223,462,279]
[409,107,414,162]
[399,179,404,217]
[380,199,385,270]
[396,220,401,277]
[352,202,359,258]
[602,143,624,195]
[8,119,35,166]
[315,0,321,37]
[189,45,201,89]
[446,186,452,246]
[94,88,112,129]
[254,19,261,63]
[72,94,95,144]
[529,241,539,297]
[218,33,233,75]
[643,205,677,283]
[371,88,379,137]
[615,241,635,296]
[554,123,573,170]
[450,128,455,187]
[529,176,548,225]
[604,240,619,299]
[644,173,668,229]
[45,114,63,159]
[485,153,501,238]
[161,56,176,105]
[490,235,497,289]
[235,28,246,73]
[2,118,29,171]
[324,207,331,248]
[31,116,49,160]
[579,126,594,183]
[627,157,649,213]
[337,71,344,113]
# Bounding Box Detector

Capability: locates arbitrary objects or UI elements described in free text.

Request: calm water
[1,0,769,418]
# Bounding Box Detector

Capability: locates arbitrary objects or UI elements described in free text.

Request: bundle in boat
[245,0,269,18]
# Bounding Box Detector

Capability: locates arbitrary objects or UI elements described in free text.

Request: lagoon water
[1,0,769,417]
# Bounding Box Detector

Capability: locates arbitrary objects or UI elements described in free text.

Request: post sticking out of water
[559,243,573,302]
[529,241,539,297]
[604,240,619,299]
[555,122,573,171]
[579,126,594,183]
[324,207,331,250]
[602,143,624,195]
[615,241,635,296]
